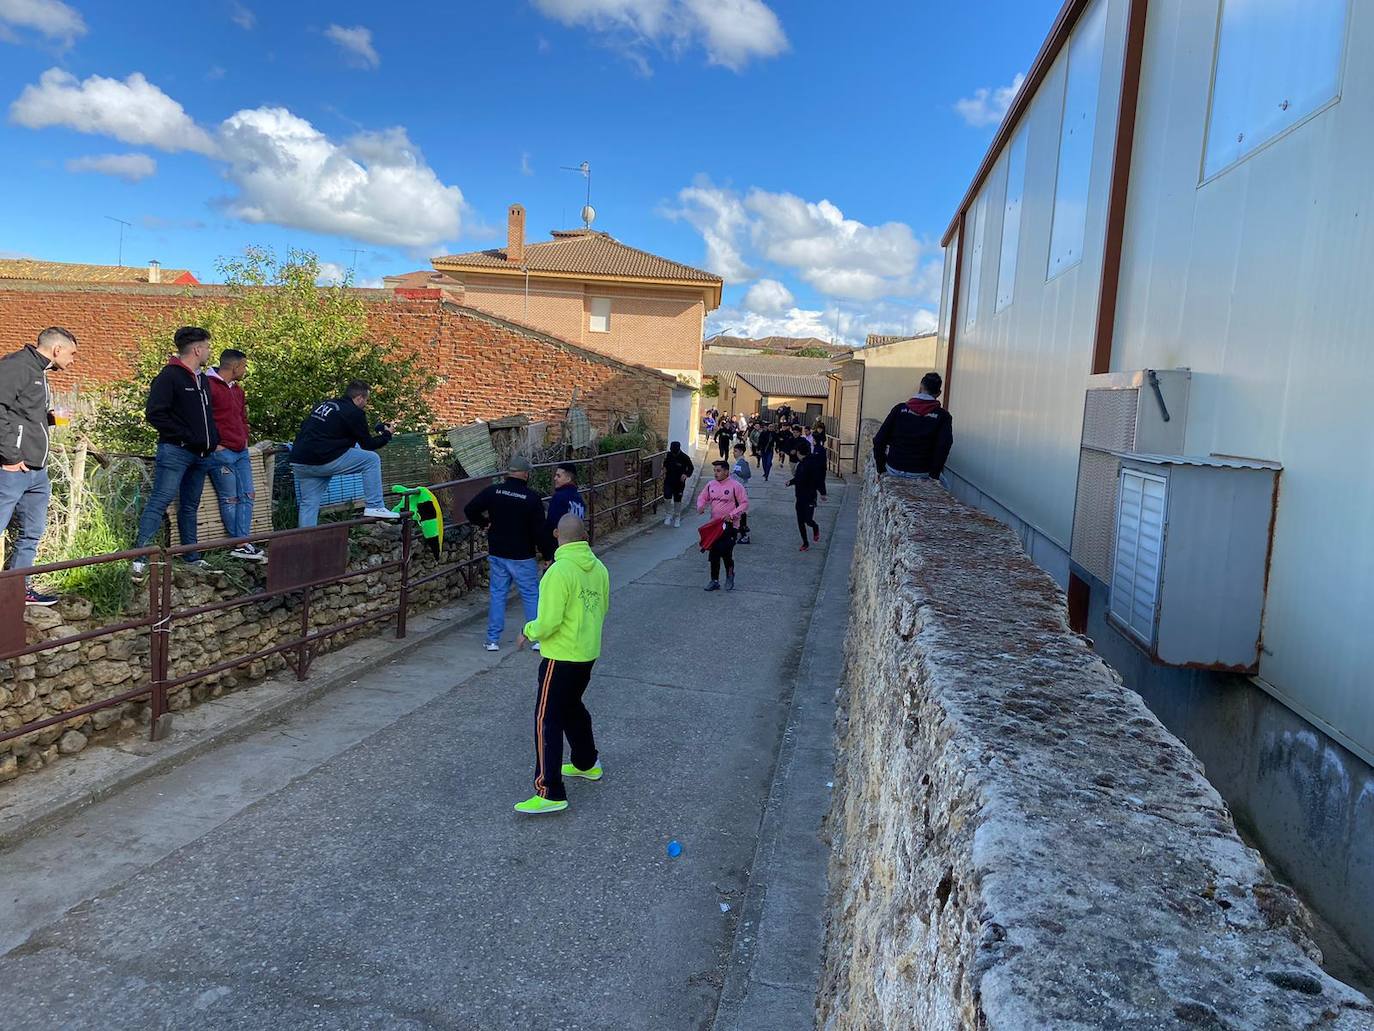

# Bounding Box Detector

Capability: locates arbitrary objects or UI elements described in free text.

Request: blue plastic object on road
[667,840,682,858]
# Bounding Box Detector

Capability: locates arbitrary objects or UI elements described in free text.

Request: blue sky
[0,0,1061,345]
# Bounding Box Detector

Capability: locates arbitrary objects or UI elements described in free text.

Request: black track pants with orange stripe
[533,657,598,801]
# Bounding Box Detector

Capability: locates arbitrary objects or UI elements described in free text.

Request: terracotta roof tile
[434,230,721,286]
[0,259,197,285]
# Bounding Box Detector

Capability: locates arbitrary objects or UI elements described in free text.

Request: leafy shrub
[87,248,438,452]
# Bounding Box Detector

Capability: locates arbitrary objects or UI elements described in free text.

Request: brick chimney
[506,204,525,264]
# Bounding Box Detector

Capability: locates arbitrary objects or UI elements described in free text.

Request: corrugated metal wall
[1112,0,1374,761]
[938,0,1373,762]
[942,0,1128,551]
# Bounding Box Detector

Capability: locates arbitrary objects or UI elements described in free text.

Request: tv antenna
[560,161,595,227]
[103,215,132,266]
[344,248,368,275]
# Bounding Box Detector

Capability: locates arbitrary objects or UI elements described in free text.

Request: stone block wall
[818,474,1373,1029]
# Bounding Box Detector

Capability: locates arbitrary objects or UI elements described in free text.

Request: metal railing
[827,439,859,478]
[0,447,670,751]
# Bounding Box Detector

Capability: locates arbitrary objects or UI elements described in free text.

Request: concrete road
[0,465,851,1030]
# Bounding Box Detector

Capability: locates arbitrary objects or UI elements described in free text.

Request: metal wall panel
[946,0,1130,550]
[1112,0,1374,760]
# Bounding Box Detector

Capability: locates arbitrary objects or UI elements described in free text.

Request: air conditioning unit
[1070,370,1191,585]
[1109,454,1280,672]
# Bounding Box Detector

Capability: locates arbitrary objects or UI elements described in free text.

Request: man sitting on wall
[290,380,400,527]
[872,372,954,481]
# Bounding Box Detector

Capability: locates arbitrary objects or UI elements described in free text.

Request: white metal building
[934,0,1373,966]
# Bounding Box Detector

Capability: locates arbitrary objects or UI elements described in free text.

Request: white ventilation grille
[1110,469,1167,644]
[1083,387,1139,450]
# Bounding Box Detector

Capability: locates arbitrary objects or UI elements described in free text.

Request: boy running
[731,443,753,544]
[696,460,748,592]
[786,438,827,552]
[661,441,694,527]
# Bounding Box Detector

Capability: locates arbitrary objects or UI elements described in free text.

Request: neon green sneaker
[562,762,603,781]
[513,795,568,815]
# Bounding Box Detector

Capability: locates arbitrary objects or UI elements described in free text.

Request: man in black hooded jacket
[873,372,953,480]
[131,326,220,575]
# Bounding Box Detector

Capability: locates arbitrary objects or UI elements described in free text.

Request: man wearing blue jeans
[206,348,265,563]
[463,456,546,652]
[289,380,400,527]
[131,327,220,578]
[0,326,80,605]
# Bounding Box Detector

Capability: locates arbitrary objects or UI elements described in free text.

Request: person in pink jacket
[697,460,749,592]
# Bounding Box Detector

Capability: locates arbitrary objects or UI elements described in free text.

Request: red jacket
[206,368,249,451]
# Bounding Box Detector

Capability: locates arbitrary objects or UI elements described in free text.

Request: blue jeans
[293,448,383,528]
[135,443,211,562]
[761,450,773,479]
[0,467,51,576]
[487,556,540,644]
[887,468,936,481]
[209,448,255,539]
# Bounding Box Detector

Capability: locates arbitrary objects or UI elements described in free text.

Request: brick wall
[0,283,674,435]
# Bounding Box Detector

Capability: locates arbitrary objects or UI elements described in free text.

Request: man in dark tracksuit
[714,423,733,460]
[661,441,694,526]
[786,438,827,551]
[542,463,586,560]
[0,327,79,605]
[465,456,547,652]
[132,326,220,574]
[757,423,776,481]
[872,372,954,481]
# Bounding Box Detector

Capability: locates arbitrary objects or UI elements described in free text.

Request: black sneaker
[725,573,735,591]
[738,533,751,545]
[25,588,59,606]
[704,580,721,592]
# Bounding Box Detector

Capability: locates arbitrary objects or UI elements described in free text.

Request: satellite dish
[581,204,596,227]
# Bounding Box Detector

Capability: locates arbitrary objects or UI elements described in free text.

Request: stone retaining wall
[1,479,652,784]
[818,474,1373,1029]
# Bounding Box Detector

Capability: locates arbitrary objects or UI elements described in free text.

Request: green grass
[37,501,135,616]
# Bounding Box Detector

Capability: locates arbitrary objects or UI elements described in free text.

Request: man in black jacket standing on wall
[0,327,79,604]
[464,456,546,652]
[290,380,399,527]
[872,372,954,481]
[131,327,219,577]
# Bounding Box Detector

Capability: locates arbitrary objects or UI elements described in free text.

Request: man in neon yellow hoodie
[514,513,610,815]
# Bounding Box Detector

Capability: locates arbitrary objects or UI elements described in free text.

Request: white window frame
[589,296,611,333]
[1199,0,1351,184]
[995,124,1028,313]
[1110,468,1168,646]
[963,190,987,332]
[1046,0,1107,281]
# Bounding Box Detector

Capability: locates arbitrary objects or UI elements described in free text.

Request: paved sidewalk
[0,462,850,1030]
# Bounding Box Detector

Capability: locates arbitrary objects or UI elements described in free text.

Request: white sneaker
[673,516,682,528]
[531,641,541,652]
[130,558,148,580]
[664,515,673,526]
[363,507,400,520]
[484,641,500,652]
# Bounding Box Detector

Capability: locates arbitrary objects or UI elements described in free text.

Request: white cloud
[66,152,157,182]
[742,278,792,314]
[216,110,463,248]
[954,72,1026,128]
[326,24,380,69]
[12,67,465,249]
[709,300,937,349]
[668,180,756,281]
[531,0,786,72]
[316,261,348,286]
[230,2,254,29]
[671,179,924,302]
[0,0,86,45]
[9,68,218,154]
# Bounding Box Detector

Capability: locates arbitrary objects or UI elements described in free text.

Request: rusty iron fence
[0,448,670,751]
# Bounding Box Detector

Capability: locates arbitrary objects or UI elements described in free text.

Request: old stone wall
[0,283,674,434]
[818,474,1373,1029]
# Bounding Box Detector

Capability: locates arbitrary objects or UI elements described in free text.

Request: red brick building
[0,281,675,435]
